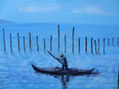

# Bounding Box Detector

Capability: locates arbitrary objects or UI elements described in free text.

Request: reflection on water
[49,73,98,89]
[0,73,5,89]
[51,75,70,89]
[60,75,70,89]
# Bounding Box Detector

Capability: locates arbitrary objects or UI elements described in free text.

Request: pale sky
[0,0,119,25]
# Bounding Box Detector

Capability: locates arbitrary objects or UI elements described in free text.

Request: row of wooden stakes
[1,27,119,54]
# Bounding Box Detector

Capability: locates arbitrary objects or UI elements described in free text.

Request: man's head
[60,54,64,58]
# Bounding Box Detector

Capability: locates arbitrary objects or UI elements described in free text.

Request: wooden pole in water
[29,32,32,52]
[72,26,75,53]
[117,66,119,89]
[43,39,46,53]
[17,33,20,52]
[50,35,52,51]
[118,68,119,84]
[117,37,119,46]
[64,35,66,53]
[112,37,114,46]
[103,38,105,54]
[9,33,13,53]
[58,24,60,52]
[36,36,39,52]
[2,29,6,52]
[94,40,97,54]
[78,38,80,53]
[107,38,110,46]
[91,38,93,54]
[23,36,26,52]
[98,38,100,54]
[85,36,87,53]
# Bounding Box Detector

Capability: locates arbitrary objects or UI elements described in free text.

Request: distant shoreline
[0,19,14,24]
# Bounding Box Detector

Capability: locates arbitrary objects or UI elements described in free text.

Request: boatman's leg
[62,64,65,70]
[65,64,68,70]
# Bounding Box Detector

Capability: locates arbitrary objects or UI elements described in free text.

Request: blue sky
[0,0,119,25]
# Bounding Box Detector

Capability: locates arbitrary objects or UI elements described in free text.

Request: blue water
[0,23,119,89]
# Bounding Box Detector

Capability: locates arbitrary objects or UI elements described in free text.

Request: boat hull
[32,64,99,76]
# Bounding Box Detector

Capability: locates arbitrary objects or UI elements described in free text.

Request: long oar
[47,51,59,61]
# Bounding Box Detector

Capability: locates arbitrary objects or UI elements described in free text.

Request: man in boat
[47,51,68,70]
[58,54,68,70]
